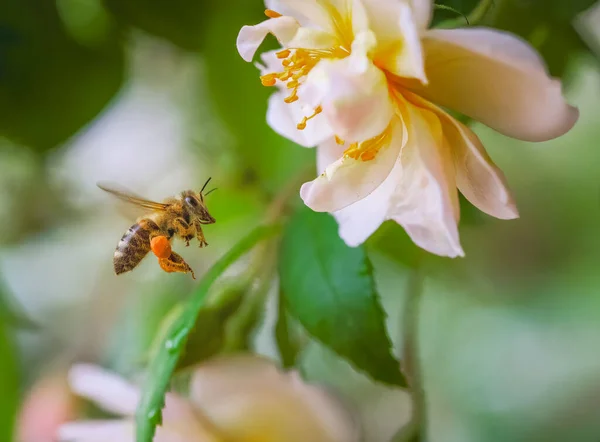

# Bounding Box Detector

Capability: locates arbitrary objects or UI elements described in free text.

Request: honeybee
[98,178,216,279]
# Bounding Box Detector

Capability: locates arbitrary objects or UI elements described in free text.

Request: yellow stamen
[335,135,345,145]
[276,49,291,59]
[264,9,282,18]
[284,93,299,104]
[297,106,323,130]
[260,74,277,87]
[260,46,349,130]
[343,126,392,162]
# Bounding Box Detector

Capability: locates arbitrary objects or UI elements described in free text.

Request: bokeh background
[1,0,599,441]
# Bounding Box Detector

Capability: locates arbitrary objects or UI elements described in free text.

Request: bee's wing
[97,181,171,212]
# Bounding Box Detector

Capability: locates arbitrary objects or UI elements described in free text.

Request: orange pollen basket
[342,126,392,162]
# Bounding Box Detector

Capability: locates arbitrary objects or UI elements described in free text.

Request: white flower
[58,355,359,442]
[237,0,578,257]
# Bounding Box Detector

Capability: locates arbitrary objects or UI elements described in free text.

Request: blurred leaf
[0,320,18,442]
[366,221,422,269]
[275,288,304,368]
[176,282,246,371]
[490,0,593,79]
[534,0,598,22]
[103,0,205,51]
[136,224,279,442]
[0,0,124,152]
[279,207,406,387]
[432,0,480,26]
[200,2,313,192]
[0,277,38,330]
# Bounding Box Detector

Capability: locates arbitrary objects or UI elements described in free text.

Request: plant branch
[393,263,425,442]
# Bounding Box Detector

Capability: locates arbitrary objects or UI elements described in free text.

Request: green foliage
[0,0,124,152]
[200,1,313,192]
[433,0,481,26]
[175,281,247,371]
[489,0,592,78]
[103,0,205,51]
[279,207,406,387]
[0,319,18,442]
[275,289,305,368]
[135,224,279,442]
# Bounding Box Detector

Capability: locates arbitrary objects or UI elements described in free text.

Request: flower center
[259,10,349,131]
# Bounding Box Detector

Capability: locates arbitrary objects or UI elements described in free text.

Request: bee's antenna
[200,177,212,193]
[204,188,218,196]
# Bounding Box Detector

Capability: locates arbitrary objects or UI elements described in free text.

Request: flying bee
[98,178,217,279]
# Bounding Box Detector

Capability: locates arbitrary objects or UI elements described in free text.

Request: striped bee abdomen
[113,218,161,275]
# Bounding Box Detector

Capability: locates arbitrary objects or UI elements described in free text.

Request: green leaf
[135,224,279,442]
[279,207,406,387]
[0,0,124,152]
[0,320,18,442]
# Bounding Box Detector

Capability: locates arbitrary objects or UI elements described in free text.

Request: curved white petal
[237,17,299,62]
[287,27,340,49]
[302,31,395,143]
[333,159,399,247]
[300,119,403,212]
[404,91,518,220]
[270,0,367,42]
[58,420,134,442]
[267,92,335,147]
[389,101,463,257]
[67,364,139,416]
[360,0,426,81]
[414,28,579,142]
[445,116,519,220]
[410,0,433,29]
[190,355,359,442]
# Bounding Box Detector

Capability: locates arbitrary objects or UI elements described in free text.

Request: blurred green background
[1,0,599,441]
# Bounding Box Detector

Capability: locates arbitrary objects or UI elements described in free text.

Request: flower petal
[302,31,395,143]
[237,17,299,62]
[67,364,139,416]
[267,91,335,147]
[361,0,427,81]
[389,100,463,257]
[411,28,579,142]
[444,115,519,220]
[58,420,134,442]
[301,119,403,212]
[333,102,464,256]
[409,0,433,29]
[190,354,359,442]
[270,0,367,43]
[333,161,399,247]
[404,91,518,219]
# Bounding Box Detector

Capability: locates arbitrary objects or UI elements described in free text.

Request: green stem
[135,223,280,442]
[393,265,425,442]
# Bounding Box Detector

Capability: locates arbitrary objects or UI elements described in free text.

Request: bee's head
[182,178,216,224]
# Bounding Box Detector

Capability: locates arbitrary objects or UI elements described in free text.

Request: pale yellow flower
[57,355,359,442]
[237,0,578,257]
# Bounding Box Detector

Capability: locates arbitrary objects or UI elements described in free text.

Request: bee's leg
[173,218,195,247]
[195,223,208,248]
[158,251,196,279]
